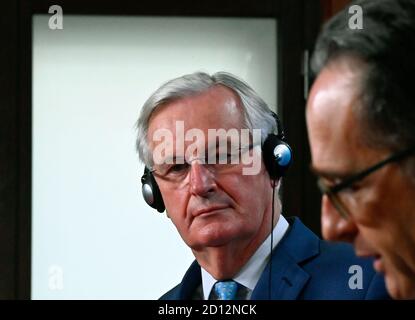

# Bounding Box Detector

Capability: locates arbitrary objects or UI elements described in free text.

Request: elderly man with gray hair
[136,71,388,300]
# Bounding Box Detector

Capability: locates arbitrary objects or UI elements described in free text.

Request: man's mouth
[356,250,384,273]
[192,205,229,217]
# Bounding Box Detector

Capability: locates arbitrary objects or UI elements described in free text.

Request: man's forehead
[147,87,246,140]
[152,132,246,151]
[306,56,372,173]
[308,127,375,179]
[309,133,393,180]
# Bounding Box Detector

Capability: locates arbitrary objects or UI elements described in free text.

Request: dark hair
[311,0,415,153]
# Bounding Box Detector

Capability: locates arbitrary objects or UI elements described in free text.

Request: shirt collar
[201,214,289,300]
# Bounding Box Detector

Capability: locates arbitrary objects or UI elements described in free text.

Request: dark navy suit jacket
[160,217,390,300]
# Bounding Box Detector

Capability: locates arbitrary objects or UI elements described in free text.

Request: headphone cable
[268,180,276,300]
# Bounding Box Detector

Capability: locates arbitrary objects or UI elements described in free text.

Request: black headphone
[140,111,292,213]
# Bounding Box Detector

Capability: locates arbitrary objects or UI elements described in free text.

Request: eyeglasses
[150,144,258,188]
[315,146,415,219]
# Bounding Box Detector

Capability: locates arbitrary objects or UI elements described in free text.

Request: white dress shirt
[201,214,289,300]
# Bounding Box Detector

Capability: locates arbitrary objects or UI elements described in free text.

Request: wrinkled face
[306,56,415,299]
[147,85,273,252]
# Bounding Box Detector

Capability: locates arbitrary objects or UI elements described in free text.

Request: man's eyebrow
[309,164,351,179]
[208,138,236,150]
[159,154,186,164]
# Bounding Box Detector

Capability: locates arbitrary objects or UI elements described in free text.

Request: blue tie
[213,280,239,300]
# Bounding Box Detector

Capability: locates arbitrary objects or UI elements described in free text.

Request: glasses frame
[316,146,415,219]
[150,143,258,184]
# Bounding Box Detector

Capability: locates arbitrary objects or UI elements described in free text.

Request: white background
[32,15,277,299]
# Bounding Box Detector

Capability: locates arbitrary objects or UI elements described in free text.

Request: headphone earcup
[262,134,292,180]
[141,167,165,213]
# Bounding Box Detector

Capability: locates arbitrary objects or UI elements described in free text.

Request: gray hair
[310,0,415,180]
[311,0,415,151]
[135,72,278,166]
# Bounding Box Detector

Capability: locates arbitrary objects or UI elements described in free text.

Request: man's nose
[321,195,358,243]
[189,162,216,197]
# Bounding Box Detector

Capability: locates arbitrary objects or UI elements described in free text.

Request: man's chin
[385,273,415,300]
[188,226,245,250]
[190,234,235,249]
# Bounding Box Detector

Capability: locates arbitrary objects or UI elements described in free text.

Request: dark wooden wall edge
[0,0,19,300]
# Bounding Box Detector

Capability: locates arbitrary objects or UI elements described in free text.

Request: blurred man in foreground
[307,0,415,299]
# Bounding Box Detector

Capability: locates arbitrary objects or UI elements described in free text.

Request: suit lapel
[251,217,320,300]
[177,260,202,299]
[174,218,320,300]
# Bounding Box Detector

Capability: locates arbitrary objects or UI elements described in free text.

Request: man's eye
[343,183,361,193]
[215,153,235,162]
[332,178,343,186]
[321,178,336,188]
[323,178,360,193]
[169,163,189,173]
